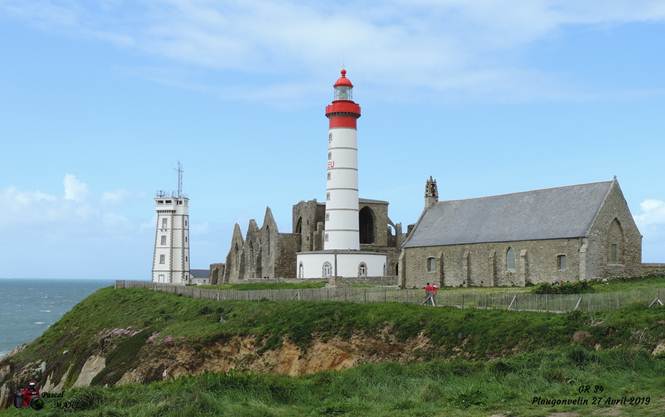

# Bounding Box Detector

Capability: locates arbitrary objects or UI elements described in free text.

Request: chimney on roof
[425,176,439,210]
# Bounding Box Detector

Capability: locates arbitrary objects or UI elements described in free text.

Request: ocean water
[0,278,114,358]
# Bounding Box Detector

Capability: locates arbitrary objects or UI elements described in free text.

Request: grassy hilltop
[0,283,664,417]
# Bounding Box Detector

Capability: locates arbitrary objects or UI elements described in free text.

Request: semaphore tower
[152,162,191,285]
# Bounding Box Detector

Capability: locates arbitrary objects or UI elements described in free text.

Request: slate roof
[403,180,614,248]
[190,269,210,278]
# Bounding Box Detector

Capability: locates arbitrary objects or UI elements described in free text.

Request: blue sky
[0,0,664,279]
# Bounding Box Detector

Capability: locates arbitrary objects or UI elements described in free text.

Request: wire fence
[115,280,664,314]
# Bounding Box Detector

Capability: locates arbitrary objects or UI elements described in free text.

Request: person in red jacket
[20,381,39,408]
[430,284,440,306]
[422,282,434,306]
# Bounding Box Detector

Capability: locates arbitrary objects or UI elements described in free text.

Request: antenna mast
[176,161,183,197]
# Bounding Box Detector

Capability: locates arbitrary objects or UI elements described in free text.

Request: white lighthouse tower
[296,70,387,278]
[152,162,191,285]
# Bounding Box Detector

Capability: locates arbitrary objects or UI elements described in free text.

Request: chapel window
[506,247,516,272]
[426,257,436,273]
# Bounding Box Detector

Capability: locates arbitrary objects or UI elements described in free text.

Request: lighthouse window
[358,262,367,278]
[324,233,329,242]
[159,254,165,264]
[160,235,167,246]
[328,133,332,143]
[162,218,168,229]
[185,219,188,227]
[325,213,330,221]
[327,172,331,180]
[326,192,330,201]
[328,152,332,160]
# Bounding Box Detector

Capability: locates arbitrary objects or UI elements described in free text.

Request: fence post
[508,295,516,311]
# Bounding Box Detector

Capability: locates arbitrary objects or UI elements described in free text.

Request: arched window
[358,262,367,277]
[426,257,436,273]
[322,262,333,277]
[359,206,375,244]
[506,247,516,272]
[298,262,304,278]
[608,219,624,264]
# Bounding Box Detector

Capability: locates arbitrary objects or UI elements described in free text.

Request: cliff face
[1,287,664,410]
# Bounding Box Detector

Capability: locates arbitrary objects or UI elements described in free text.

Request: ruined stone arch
[295,217,303,251]
[265,225,271,255]
[359,206,375,244]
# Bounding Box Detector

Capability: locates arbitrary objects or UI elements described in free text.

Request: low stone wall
[235,278,328,284]
[640,263,665,277]
[332,276,399,287]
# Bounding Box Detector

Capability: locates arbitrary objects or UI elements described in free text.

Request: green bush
[533,281,595,294]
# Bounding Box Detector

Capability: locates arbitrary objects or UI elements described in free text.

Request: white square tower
[152,163,191,285]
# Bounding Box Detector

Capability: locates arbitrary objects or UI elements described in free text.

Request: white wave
[34,321,46,325]
[39,310,52,313]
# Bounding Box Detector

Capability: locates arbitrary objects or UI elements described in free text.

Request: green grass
[199,281,327,291]
[2,347,663,417]
[6,287,665,393]
[585,275,665,293]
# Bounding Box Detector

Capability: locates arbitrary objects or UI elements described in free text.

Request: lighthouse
[324,69,361,251]
[296,70,387,279]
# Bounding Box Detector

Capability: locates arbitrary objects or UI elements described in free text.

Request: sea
[0,278,114,358]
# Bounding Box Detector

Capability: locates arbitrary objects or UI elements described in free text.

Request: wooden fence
[115,280,664,314]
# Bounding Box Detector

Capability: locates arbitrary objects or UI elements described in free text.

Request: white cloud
[63,174,88,202]
[0,175,147,234]
[2,0,665,101]
[635,199,665,227]
[102,189,130,204]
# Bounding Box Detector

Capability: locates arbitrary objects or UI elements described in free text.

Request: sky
[0,0,664,279]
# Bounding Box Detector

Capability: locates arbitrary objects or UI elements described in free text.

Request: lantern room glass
[334,86,352,101]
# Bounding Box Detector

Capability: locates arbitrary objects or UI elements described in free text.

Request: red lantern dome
[333,69,354,88]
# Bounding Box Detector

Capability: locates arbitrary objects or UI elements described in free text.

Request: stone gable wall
[586,181,643,279]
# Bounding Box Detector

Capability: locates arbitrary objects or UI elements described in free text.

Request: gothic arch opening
[359,206,375,244]
[295,217,303,251]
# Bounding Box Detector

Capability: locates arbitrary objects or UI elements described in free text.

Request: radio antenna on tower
[176,161,184,197]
